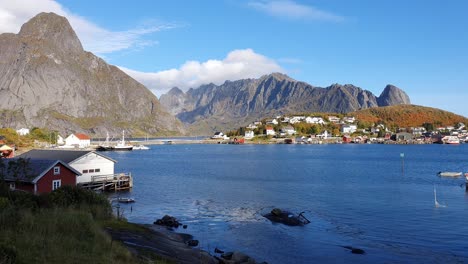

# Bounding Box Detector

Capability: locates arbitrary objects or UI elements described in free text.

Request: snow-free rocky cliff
[0,12,184,136]
[160,73,411,134]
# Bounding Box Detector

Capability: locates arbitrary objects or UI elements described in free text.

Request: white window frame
[52,180,61,190]
[53,166,60,175]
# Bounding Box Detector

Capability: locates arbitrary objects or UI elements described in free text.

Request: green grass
[0,185,170,264]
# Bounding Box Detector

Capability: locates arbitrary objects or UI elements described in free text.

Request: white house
[211,132,229,140]
[341,124,357,134]
[343,117,356,123]
[328,116,341,123]
[16,128,30,136]
[266,126,276,136]
[289,116,305,124]
[65,133,91,148]
[282,125,296,136]
[246,123,258,130]
[305,117,325,124]
[18,149,116,184]
[266,119,279,125]
[244,130,255,139]
[317,130,329,139]
[57,135,65,145]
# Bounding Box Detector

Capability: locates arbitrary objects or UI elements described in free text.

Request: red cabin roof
[75,133,90,140]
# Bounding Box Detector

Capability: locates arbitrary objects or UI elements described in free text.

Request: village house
[65,133,91,148]
[56,135,65,145]
[305,116,325,125]
[16,128,30,136]
[317,130,329,139]
[342,135,352,143]
[0,158,80,194]
[266,119,279,125]
[244,130,255,139]
[18,150,116,184]
[396,132,413,141]
[289,116,305,124]
[343,117,356,123]
[328,116,341,123]
[211,132,229,140]
[341,124,357,134]
[266,126,276,136]
[281,125,296,136]
[411,127,426,135]
[246,123,258,130]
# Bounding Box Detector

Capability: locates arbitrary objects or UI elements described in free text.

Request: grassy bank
[0,185,171,264]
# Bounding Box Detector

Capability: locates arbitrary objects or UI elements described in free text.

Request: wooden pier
[79,173,133,192]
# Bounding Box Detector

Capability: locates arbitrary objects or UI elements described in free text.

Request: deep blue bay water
[105,144,468,263]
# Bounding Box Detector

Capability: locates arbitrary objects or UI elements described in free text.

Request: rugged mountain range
[0,12,184,136]
[160,73,410,134]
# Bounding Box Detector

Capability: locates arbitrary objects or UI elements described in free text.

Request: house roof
[75,133,91,140]
[0,145,13,151]
[18,149,116,164]
[0,158,81,183]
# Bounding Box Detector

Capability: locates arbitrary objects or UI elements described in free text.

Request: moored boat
[437,171,462,177]
[117,197,135,203]
[133,144,150,150]
[113,130,133,151]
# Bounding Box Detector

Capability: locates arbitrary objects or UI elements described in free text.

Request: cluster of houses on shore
[16,128,92,148]
[218,115,468,144]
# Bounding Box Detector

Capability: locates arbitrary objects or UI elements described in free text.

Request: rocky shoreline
[105,218,265,264]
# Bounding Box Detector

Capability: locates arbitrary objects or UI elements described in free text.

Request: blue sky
[1,0,467,117]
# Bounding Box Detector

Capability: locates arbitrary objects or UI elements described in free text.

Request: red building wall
[10,182,34,193]
[35,163,77,194]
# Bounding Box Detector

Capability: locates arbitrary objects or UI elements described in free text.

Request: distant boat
[437,171,462,177]
[133,144,150,150]
[96,131,133,151]
[117,197,135,203]
[96,132,113,151]
[114,131,133,151]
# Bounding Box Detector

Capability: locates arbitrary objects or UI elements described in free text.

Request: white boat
[437,171,462,177]
[133,144,150,150]
[442,136,460,144]
[114,130,133,151]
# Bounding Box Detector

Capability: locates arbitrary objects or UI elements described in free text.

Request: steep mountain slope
[0,12,184,136]
[160,73,410,134]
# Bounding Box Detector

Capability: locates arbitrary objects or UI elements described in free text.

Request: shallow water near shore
[106,144,468,263]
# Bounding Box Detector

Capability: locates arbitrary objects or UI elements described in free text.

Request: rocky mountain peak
[18,12,83,53]
[261,72,296,82]
[0,12,183,136]
[166,87,185,96]
[378,84,411,106]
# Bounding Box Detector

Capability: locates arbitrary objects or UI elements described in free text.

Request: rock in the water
[342,246,366,255]
[153,215,182,228]
[186,239,199,247]
[263,208,310,226]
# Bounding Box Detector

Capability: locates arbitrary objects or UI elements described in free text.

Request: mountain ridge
[0,12,184,136]
[160,73,410,134]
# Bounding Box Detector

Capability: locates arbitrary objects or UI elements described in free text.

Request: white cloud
[119,49,284,95]
[248,0,344,22]
[0,0,173,55]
